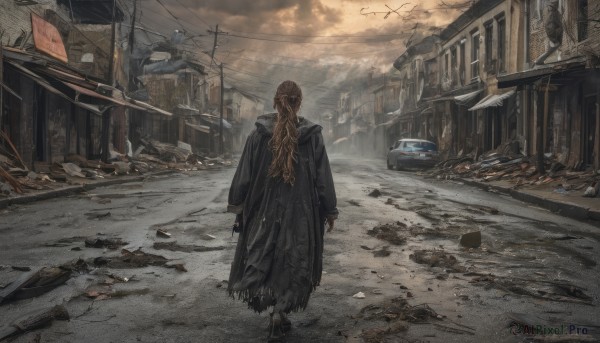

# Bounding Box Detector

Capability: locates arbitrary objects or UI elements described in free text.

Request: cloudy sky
[135,0,465,112]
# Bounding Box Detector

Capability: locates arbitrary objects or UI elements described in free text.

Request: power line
[226,30,411,39]
[173,0,212,30]
[226,33,405,45]
[223,55,307,70]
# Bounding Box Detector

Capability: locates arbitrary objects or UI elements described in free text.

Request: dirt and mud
[0,157,599,342]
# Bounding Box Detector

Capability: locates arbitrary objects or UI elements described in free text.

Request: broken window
[451,46,457,85]
[497,15,506,73]
[471,31,480,79]
[445,52,450,79]
[484,22,493,71]
[578,0,588,42]
[459,39,466,85]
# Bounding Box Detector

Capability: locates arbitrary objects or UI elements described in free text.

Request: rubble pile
[0,134,234,198]
[425,148,600,197]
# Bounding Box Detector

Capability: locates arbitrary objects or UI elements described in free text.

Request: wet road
[0,156,599,342]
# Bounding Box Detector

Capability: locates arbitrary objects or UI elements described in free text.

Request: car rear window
[403,141,437,152]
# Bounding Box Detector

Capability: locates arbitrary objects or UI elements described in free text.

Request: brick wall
[0,1,66,46]
[529,0,600,64]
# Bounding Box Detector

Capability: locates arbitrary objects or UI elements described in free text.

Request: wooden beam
[594,70,600,170]
[543,85,549,154]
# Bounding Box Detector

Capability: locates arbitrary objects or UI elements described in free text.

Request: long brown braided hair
[268,80,303,185]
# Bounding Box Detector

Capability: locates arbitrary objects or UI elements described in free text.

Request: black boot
[280,312,291,333]
[267,312,285,342]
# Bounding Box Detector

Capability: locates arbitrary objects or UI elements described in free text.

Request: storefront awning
[454,89,483,105]
[332,137,349,145]
[198,113,232,129]
[468,90,515,111]
[63,82,146,111]
[7,61,103,115]
[130,99,173,116]
[185,122,211,134]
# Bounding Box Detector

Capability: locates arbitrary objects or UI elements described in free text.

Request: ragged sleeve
[228,130,258,213]
[314,132,339,218]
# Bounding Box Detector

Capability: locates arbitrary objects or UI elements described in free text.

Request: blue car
[387,139,439,170]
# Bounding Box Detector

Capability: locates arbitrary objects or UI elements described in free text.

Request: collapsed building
[387,0,599,171]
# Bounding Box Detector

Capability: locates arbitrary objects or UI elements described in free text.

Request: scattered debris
[426,150,600,197]
[61,163,86,178]
[367,222,407,245]
[98,248,168,269]
[470,274,593,304]
[165,262,188,272]
[0,305,69,341]
[459,231,482,248]
[84,288,150,301]
[152,241,225,253]
[84,212,111,220]
[372,246,391,258]
[10,266,31,272]
[84,237,127,249]
[0,263,77,304]
[156,229,172,238]
[353,292,366,299]
[410,249,465,272]
[199,233,216,240]
[583,182,599,197]
[361,321,408,343]
[347,199,361,206]
[359,297,441,323]
[368,189,382,198]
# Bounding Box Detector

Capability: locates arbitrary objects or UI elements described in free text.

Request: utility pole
[208,24,227,67]
[101,0,117,163]
[210,24,218,67]
[128,0,137,91]
[219,63,224,155]
[207,23,227,155]
[0,44,4,131]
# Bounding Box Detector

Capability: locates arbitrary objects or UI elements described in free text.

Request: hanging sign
[31,12,68,63]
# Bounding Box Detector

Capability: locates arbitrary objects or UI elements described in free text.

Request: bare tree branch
[360,3,411,19]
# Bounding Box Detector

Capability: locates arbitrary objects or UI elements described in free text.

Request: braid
[268,81,303,185]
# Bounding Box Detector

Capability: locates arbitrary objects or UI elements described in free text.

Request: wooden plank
[0,271,36,304]
[595,70,600,170]
[0,43,3,127]
[0,124,27,170]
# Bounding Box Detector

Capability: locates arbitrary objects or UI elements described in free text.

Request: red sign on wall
[31,13,68,63]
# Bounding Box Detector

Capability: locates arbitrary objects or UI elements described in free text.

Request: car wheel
[387,159,392,170]
[395,159,403,171]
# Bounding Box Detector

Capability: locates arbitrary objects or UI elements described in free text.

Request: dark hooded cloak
[227,113,338,313]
